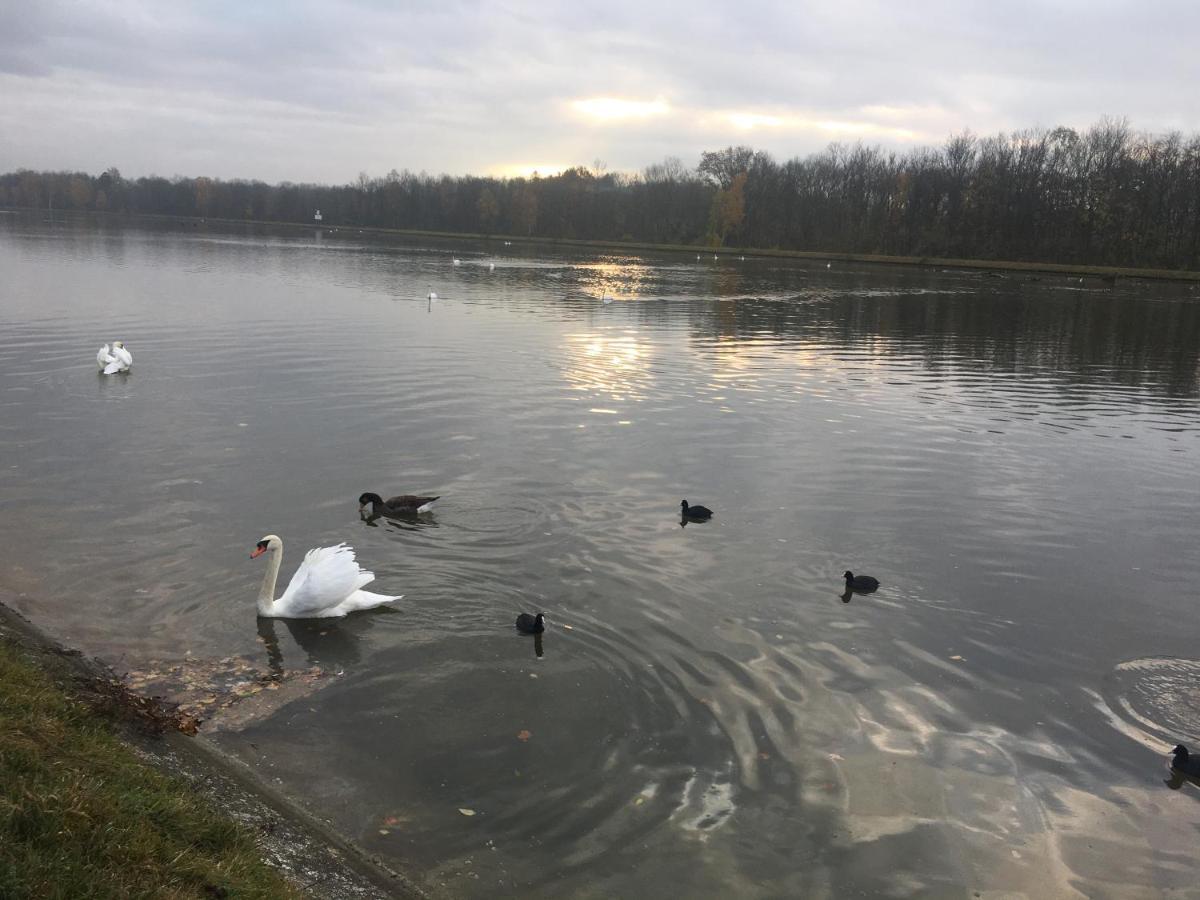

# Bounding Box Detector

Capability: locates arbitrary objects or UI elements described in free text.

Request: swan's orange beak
[250,546,266,559]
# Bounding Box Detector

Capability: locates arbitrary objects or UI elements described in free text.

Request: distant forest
[4,119,1199,270]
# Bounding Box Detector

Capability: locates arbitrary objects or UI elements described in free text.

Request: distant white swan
[488,261,495,271]
[427,288,438,300]
[96,341,132,375]
[453,258,462,266]
[250,534,400,618]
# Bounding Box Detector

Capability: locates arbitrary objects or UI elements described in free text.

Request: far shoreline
[6,205,1200,284]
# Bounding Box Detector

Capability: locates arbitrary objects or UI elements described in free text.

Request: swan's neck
[257,545,283,615]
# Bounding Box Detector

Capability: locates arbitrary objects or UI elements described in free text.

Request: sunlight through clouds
[571,96,671,121]
[1,0,1195,180]
[728,112,785,130]
[490,162,572,177]
[714,108,923,140]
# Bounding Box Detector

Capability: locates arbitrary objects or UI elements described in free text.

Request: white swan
[96,341,132,375]
[250,534,400,618]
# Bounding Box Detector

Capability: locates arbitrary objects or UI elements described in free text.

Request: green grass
[0,640,301,899]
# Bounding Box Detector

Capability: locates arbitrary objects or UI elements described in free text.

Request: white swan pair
[96,341,132,375]
[251,534,401,618]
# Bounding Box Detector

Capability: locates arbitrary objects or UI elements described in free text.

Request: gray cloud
[0,0,1196,183]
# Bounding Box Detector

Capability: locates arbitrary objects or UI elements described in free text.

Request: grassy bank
[0,636,300,899]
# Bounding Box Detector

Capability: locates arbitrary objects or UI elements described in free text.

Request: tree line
[4,118,1199,270]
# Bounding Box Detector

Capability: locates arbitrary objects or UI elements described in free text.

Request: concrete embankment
[0,596,427,900]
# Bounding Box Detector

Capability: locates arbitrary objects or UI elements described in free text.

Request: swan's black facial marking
[250,539,270,559]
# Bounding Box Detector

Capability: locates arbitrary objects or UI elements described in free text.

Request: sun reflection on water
[562,330,654,409]
[573,259,655,302]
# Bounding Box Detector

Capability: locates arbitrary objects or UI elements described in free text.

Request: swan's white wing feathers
[102,360,122,375]
[278,543,374,617]
[112,345,132,368]
[320,589,402,617]
[97,344,113,368]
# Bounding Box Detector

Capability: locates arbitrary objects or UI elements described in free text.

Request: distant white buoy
[826,262,832,269]
[696,254,701,260]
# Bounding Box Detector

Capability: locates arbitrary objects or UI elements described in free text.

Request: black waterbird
[843,571,880,591]
[1171,744,1200,777]
[358,491,440,517]
[515,613,546,634]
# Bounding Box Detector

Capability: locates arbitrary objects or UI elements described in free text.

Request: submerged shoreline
[0,595,426,899]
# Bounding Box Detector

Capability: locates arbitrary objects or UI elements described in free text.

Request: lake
[2,213,1199,897]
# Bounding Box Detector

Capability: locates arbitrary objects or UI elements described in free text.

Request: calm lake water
[3,213,1200,897]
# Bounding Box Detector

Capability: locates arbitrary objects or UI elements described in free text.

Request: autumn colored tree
[509,185,538,235]
[709,172,747,245]
[476,186,499,232]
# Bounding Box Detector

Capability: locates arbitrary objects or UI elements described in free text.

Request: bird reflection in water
[360,509,439,531]
[840,586,880,604]
[1164,769,1200,791]
[515,612,546,658]
[256,614,368,679]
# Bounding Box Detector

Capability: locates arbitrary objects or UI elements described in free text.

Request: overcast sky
[1,0,1197,184]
